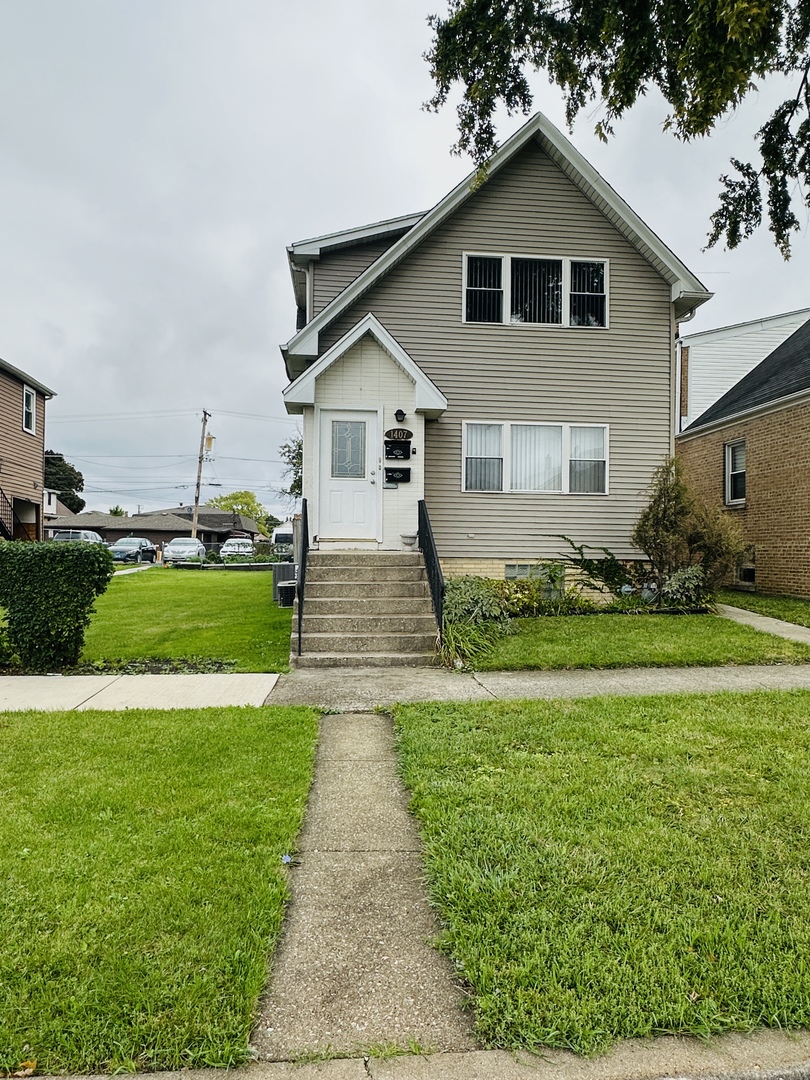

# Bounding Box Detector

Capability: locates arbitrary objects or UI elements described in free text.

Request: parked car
[163,536,206,564]
[271,521,294,558]
[219,537,255,558]
[51,529,105,544]
[109,537,157,563]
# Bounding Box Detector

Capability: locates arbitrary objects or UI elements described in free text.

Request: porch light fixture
[394,409,406,423]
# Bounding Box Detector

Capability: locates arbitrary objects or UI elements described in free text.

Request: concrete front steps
[291,551,440,668]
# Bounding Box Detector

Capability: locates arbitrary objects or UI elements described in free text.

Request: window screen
[569,262,606,326]
[569,426,606,493]
[465,423,503,490]
[466,256,503,323]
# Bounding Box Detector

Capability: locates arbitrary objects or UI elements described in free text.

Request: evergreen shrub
[0,541,114,671]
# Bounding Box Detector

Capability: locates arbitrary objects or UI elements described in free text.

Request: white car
[219,538,255,558]
[163,537,206,563]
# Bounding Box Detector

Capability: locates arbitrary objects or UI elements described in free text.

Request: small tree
[632,458,746,600]
[279,434,302,502]
[44,451,85,514]
[206,490,270,535]
[108,505,126,517]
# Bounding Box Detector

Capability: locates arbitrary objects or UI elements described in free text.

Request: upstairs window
[464,254,607,327]
[23,386,35,434]
[726,440,746,504]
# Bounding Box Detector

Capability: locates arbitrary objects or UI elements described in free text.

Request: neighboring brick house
[0,358,55,540]
[46,511,219,548]
[282,112,712,577]
[133,505,261,544]
[677,307,810,431]
[677,317,810,598]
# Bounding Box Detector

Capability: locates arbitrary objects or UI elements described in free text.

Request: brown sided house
[0,357,55,540]
[282,113,711,576]
[677,316,810,598]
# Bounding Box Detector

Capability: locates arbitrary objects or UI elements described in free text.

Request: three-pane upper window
[23,385,36,435]
[464,254,607,327]
[464,422,608,494]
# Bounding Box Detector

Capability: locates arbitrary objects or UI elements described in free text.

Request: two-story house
[0,358,55,541]
[282,113,711,578]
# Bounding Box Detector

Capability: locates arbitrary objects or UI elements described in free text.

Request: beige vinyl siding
[312,238,400,317]
[313,141,675,560]
[0,370,46,535]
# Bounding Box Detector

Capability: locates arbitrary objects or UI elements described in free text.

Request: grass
[0,704,319,1074]
[719,589,810,629]
[81,567,291,672]
[395,691,810,1054]
[474,613,810,670]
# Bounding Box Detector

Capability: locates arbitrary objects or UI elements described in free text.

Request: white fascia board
[677,385,810,440]
[680,307,810,347]
[535,119,711,304]
[288,212,426,262]
[284,113,711,360]
[283,313,448,418]
[0,358,56,398]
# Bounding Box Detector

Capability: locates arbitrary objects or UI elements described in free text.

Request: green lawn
[0,705,319,1074]
[475,614,810,670]
[719,589,810,629]
[395,691,810,1053]
[81,567,291,672]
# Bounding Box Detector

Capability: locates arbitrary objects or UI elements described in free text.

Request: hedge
[0,541,114,671]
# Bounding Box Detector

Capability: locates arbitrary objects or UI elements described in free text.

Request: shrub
[443,576,507,624]
[0,542,114,671]
[632,458,746,598]
[556,537,634,595]
[493,576,598,617]
[660,565,711,609]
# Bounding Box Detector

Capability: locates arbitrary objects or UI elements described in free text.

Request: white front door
[318,410,379,541]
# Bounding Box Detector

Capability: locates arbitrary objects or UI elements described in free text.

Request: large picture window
[464,254,607,327]
[464,422,608,494]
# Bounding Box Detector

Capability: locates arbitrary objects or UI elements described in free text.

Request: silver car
[163,537,206,564]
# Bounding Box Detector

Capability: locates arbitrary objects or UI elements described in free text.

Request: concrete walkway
[718,602,810,644]
[253,713,475,1060]
[0,672,278,710]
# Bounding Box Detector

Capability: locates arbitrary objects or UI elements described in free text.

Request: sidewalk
[0,672,278,710]
[8,601,810,1080]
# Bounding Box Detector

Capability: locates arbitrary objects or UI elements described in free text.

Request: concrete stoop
[291,552,440,668]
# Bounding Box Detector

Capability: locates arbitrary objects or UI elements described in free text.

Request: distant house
[47,511,218,548]
[0,357,55,540]
[282,112,712,576]
[135,505,261,544]
[678,308,810,431]
[48,506,262,548]
[677,317,810,597]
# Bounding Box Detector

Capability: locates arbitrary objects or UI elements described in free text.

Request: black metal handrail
[0,486,27,542]
[296,499,309,656]
[418,499,444,641]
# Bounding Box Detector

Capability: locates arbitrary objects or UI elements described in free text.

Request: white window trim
[462,421,609,495]
[462,252,610,329]
[22,385,36,435]
[725,440,746,505]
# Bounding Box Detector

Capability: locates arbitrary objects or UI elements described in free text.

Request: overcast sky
[1,0,808,518]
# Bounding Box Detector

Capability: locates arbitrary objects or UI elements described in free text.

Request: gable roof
[50,511,213,534]
[680,307,810,349]
[682,317,810,434]
[282,112,711,367]
[137,506,260,533]
[283,313,448,418]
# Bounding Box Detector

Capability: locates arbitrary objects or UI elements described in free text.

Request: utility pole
[191,410,210,540]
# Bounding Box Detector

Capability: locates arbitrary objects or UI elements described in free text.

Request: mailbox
[384,467,411,483]
[384,439,411,460]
